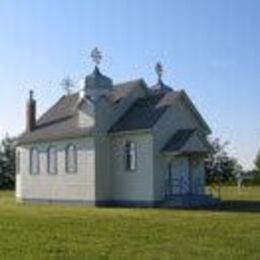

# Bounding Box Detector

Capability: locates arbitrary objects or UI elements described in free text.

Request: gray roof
[17,80,149,145]
[37,93,79,127]
[163,129,195,152]
[109,93,169,133]
[17,116,93,145]
[110,91,180,133]
[17,93,94,145]
[151,79,172,93]
[17,77,209,145]
[106,79,149,103]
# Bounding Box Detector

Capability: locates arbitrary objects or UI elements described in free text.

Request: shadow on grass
[213,200,260,213]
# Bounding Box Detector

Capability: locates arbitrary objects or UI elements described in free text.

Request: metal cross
[60,77,74,95]
[91,48,102,66]
[155,62,163,80]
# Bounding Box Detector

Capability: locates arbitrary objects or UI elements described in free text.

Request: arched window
[66,144,77,173]
[125,141,136,171]
[30,147,39,175]
[47,146,57,174]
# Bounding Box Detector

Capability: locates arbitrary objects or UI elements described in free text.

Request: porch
[161,129,219,207]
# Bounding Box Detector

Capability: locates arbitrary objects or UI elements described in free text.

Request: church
[16,49,217,207]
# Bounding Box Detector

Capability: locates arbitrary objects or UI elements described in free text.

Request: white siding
[15,147,23,199]
[170,157,190,194]
[152,99,207,200]
[110,133,154,202]
[93,82,148,201]
[190,157,205,194]
[16,137,95,202]
[95,133,112,201]
[78,101,94,128]
[181,134,208,153]
[95,84,147,133]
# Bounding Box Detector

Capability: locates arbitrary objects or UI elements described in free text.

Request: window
[30,147,39,175]
[125,141,136,171]
[47,146,57,174]
[16,151,20,174]
[66,144,77,173]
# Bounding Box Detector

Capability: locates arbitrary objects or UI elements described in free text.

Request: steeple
[152,62,172,93]
[84,48,113,99]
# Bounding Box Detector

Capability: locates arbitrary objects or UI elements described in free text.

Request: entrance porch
[161,129,219,207]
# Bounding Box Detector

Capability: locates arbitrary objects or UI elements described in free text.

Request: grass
[0,187,259,259]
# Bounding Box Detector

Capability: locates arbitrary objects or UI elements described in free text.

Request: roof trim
[162,129,212,154]
[17,129,93,146]
[178,90,211,134]
[109,128,151,136]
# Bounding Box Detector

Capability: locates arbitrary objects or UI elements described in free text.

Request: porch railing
[165,177,207,198]
[165,176,190,199]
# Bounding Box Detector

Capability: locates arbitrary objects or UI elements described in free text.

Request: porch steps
[160,194,221,208]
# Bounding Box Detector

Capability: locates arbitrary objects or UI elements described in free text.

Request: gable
[177,91,211,134]
[163,129,211,154]
[17,94,93,145]
[77,99,95,128]
[181,133,211,153]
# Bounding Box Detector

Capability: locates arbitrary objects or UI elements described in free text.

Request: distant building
[16,49,216,207]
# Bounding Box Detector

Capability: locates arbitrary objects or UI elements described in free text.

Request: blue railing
[165,177,207,198]
[165,176,190,198]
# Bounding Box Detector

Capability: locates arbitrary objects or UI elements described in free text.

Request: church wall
[92,83,148,203]
[181,134,208,153]
[94,133,112,201]
[110,132,154,204]
[16,137,96,203]
[190,156,205,194]
[78,100,95,128]
[169,157,190,194]
[152,99,205,201]
[95,84,147,133]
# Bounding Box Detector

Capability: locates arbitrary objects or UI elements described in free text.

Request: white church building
[16,49,216,207]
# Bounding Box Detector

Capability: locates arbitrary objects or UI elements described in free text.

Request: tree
[0,135,16,189]
[252,150,260,183]
[205,138,243,185]
[254,150,260,172]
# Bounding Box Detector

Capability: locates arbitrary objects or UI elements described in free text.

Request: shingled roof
[163,129,195,152]
[109,90,184,133]
[36,93,79,127]
[17,80,151,145]
[109,94,168,133]
[17,93,94,145]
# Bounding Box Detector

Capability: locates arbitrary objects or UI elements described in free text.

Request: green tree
[205,138,243,185]
[0,135,16,189]
[253,150,260,183]
[254,150,260,172]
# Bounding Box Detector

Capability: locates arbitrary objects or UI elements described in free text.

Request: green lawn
[0,187,259,259]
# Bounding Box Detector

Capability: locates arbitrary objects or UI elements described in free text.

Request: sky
[0,0,259,169]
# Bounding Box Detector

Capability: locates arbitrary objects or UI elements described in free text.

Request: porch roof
[162,129,212,155]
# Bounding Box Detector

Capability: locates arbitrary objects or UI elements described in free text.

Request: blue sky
[0,0,259,169]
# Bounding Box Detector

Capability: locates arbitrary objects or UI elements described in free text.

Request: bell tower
[84,48,113,100]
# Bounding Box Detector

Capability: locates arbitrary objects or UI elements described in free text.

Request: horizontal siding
[152,100,207,201]
[16,137,95,202]
[111,133,154,201]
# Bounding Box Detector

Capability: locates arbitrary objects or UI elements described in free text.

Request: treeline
[205,138,260,186]
[0,135,16,189]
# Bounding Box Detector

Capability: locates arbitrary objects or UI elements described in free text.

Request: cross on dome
[155,62,163,80]
[60,77,74,95]
[91,48,102,66]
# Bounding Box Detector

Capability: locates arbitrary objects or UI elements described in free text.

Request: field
[0,187,259,259]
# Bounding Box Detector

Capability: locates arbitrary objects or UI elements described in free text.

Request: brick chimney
[26,90,36,132]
